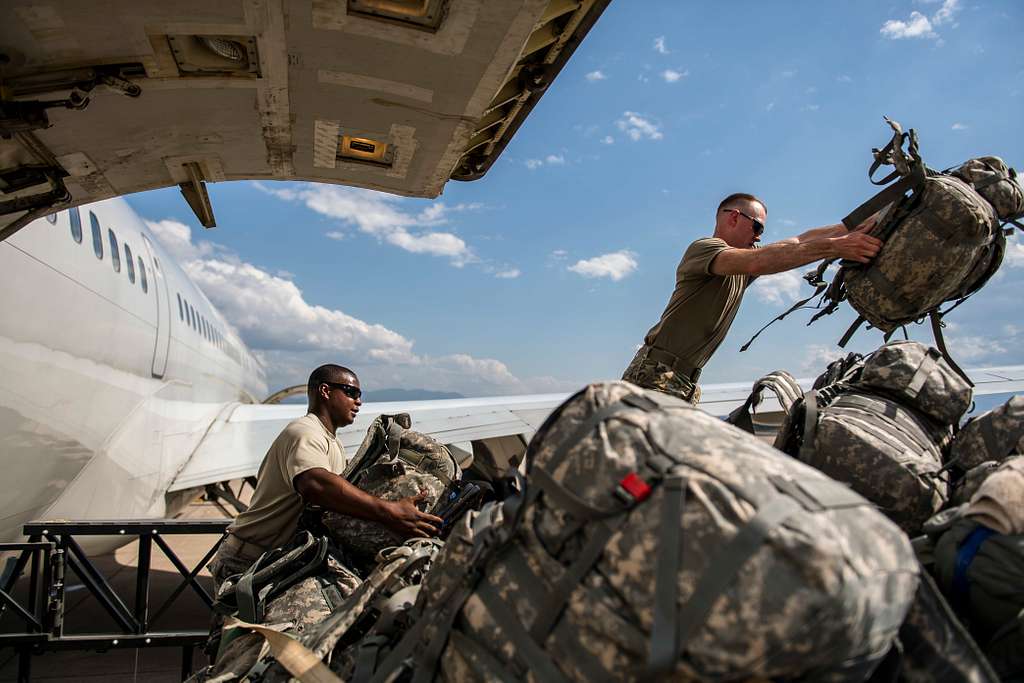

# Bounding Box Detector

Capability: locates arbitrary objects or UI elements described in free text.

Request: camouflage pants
[622,347,701,404]
[208,542,258,593]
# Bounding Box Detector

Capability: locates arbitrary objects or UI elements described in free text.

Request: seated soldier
[208,363,442,589]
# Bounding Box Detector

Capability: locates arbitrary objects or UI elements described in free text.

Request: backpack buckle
[615,472,652,505]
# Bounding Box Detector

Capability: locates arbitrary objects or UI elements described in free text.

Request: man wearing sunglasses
[209,363,442,588]
[623,192,881,404]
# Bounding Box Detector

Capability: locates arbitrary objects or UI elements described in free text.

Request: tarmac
[0,492,241,682]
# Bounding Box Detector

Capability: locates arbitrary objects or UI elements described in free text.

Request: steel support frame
[0,519,230,681]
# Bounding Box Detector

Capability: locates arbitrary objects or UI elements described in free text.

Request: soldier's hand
[382,490,442,538]
[831,231,883,263]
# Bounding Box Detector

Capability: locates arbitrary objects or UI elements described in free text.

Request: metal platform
[0,519,229,682]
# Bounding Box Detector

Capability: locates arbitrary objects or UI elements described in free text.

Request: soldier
[623,192,881,403]
[208,363,442,589]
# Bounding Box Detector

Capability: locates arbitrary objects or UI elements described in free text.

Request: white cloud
[653,36,669,54]
[616,111,663,141]
[751,271,804,305]
[800,344,848,374]
[568,250,638,281]
[585,70,606,82]
[951,122,968,130]
[661,68,688,83]
[551,249,568,260]
[880,1,959,41]
[146,218,561,395]
[1006,234,1024,268]
[494,268,521,279]
[779,219,798,227]
[836,74,853,83]
[325,231,346,240]
[947,334,1007,362]
[545,154,565,165]
[253,183,475,266]
[525,158,543,170]
[600,135,614,145]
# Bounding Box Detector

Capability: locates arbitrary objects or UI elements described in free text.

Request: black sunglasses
[724,208,765,237]
[324,382,362,400]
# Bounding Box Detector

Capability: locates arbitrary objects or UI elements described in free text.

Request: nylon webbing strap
[842,170,923,231]
[548,400,634,469]
[385,417,403,461]
[476,580,571,683]
[531,466,622,521]
[675,497,802,648]
[227,618,342,683]
[798,391,819,464]
[236,565,260,623]
[448,631,520,683]
[952,526,996,604]
[351,636,388,683]
[907,347,942,398]
[929,311,973,386]
[838,315,865,348]
[645,474,687,677]
[529,515,626,642]
[740,281,827,352]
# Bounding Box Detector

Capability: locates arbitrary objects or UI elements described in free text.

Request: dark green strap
[351,635,388,683]
[448,631,520,683]
[531,466,622,521]
[528,515,626,643]
[236,566,260,623]
[838,315,866,348]
[843,169,923,230]
[475,580,571,683]
[907,347,942,398]
[675,496,802,648]
[798,390,819,464]
[645,474,687,677]
[929,311,973,386]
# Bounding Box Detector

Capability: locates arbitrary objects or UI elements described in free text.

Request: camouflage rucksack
[368,382,918,682]
[725,369,802,435]
[743,118,1021,379]
[775,341,971,534]
[949,395,1024,471]
[324,414,460,573]
[924,462,1024,682]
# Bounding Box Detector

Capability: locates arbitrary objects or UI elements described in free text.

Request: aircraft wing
[169,393,568,491]
[169,365,1024,492]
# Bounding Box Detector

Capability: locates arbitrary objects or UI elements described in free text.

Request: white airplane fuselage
[0,197,266,544]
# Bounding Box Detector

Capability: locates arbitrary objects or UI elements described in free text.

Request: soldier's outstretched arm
[294,467,442,538]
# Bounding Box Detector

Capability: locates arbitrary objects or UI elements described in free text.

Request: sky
[126,0,1024,397]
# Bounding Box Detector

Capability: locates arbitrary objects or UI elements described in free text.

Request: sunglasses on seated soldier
[324,382,362,400]
[724,208,765,237]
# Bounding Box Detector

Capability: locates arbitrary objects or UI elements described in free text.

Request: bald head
[714,192,767,249]
[307,364,357,401]
[716,192,766,222]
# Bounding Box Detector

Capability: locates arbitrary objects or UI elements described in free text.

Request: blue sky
[129,0,1024,396]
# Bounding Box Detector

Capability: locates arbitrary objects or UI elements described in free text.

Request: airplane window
[108,230,121,273]
[138,257,148,293]
[69,207,82,243]
[177,293,183,320]
[125,244,136,283]
[89,212,103,259]
[45,213,57,225]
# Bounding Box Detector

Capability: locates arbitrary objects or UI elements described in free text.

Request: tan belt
[223,533,269,562]
[643,346,702,383]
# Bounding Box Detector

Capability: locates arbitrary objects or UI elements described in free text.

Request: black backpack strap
[929,311,973,387]
[797,390,819,464]
[838,315,866,348]
[740,262,833,352]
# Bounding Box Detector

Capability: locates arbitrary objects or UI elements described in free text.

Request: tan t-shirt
[228,413,347,551]
[643,237,750,371]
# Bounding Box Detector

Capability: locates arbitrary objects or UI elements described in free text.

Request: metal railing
[0,519,230,681]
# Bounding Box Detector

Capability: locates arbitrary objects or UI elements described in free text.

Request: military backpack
[366,382,919,682]
[774,340,972,535]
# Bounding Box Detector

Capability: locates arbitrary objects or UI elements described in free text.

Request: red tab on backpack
[618,473,652,503]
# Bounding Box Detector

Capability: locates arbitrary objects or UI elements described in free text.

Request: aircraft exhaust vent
[166,35,261,77]
[347,0,449,32]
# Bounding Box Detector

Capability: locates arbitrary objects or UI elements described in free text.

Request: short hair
[307,364,357,396]
[717,192,767,215]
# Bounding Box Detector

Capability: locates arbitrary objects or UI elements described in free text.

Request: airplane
[0,1,1022,555]
[2,196,1023,556]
